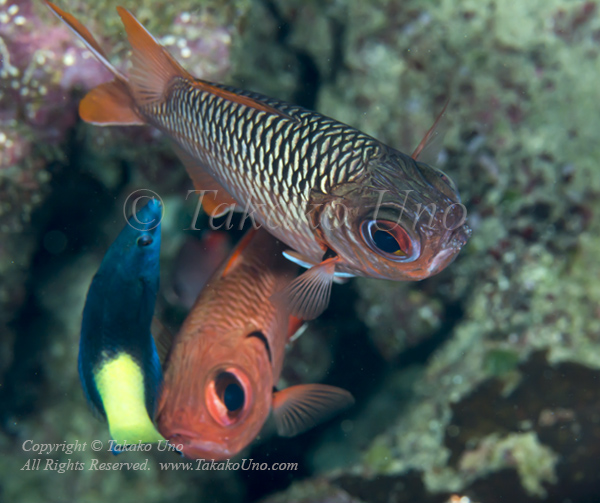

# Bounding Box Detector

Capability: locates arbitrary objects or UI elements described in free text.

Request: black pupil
[137,235,153,247]
[223,383,244,412]
[372,229,400,254]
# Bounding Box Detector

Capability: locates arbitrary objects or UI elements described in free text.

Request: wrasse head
[157,333,272,460]
[317,149,471,281]
[110,197,163,285]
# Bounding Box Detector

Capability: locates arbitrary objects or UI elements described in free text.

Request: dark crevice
[0,130,128,433]
[394,300,464,368]
[262,0,322,110]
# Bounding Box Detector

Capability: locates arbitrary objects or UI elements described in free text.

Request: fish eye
[206,369,249,426]
[223,382,244,412]
[361,220,417,261]
[137,234,153,247]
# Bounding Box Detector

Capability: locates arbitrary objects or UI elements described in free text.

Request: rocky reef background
[1,0,600,502]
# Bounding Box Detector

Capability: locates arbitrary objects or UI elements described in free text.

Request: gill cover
[79,198,165,447]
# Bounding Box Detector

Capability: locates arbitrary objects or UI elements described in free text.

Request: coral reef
[2,0,600,501]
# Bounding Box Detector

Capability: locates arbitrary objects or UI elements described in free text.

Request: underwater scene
[1,0,600,502]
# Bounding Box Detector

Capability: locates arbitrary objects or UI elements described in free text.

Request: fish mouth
[450,222,472,249]
[427,223,472,274]
[166,430,233,460]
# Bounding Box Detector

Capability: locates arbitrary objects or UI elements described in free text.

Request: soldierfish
[46,2,472,319]
[79,198,164,446]
[156,228,354,460]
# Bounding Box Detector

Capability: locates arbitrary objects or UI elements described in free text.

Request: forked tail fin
[44,1,144,125]
[116,7,193,107]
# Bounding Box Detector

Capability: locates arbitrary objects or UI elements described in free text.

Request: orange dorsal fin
[191,81,293,120]
[44,1,125,81]
[272,384,354,437]
[80,80,144,125]
[411,99,450,162]
[116,6,191,106]
[222,229,259,277]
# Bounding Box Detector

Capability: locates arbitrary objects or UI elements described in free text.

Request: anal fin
[173,144,239,217]
[272,384,354,437]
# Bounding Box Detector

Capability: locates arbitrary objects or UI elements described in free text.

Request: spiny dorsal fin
[191,80,293,120]
[222,229,259,277]
[272,384,354,437]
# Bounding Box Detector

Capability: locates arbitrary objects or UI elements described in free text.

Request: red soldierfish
[155,228,354,460]
[46,2,472,319]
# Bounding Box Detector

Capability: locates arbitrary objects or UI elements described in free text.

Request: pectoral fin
[272,384,354,437]
[273,256,339,320]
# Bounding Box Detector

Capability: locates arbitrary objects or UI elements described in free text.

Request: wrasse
[156,228,354,460]
[46,2,472,319]
[79,198,164,446]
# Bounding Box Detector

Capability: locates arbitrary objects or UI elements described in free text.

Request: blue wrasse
[46,2,471,320]
[79,198,164,446]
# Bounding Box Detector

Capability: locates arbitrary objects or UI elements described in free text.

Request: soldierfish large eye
[206,369,251,426]
[361,220,418,262]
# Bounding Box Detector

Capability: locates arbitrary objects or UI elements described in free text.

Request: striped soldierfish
[46,2,472,319]
[79,198,164,447]
[155,229,354,460]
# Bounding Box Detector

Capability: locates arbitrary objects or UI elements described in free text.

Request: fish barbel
[156,228,354,460]
[46,2,472,319]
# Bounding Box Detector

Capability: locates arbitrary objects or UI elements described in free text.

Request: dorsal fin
[191,80,293,120]
[222,229,259,277]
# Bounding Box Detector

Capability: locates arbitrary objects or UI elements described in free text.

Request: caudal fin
[44,1,143,125]
[116,7,192,106]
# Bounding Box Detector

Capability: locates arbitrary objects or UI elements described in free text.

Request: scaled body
[156,229,353,460]
[47,2,471,318]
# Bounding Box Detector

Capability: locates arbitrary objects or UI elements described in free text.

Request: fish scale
[143,78,379,256]
[46,1,471,320]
